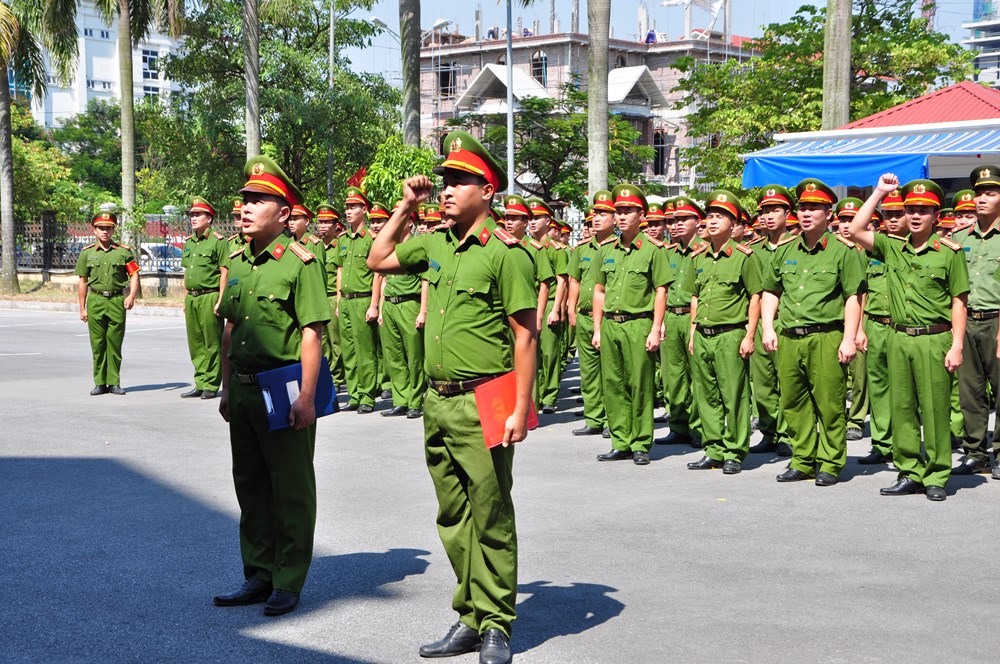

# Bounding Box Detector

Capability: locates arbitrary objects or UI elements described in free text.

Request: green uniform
[538,237,568,408]
[597,234,673,453]
[227,232,249,259]
[74,241,138,386]
[747,234,789,446]
[871,232,969,488]
[395,218,536,638]
[181,230,228,391]
[863,250,893,457]
[220,234,330,593]
[686,240,763,461]
[763,232,866,477]
[521,237,554,405]
[663,238,705,440]
[952,221,1000,462]
[569,236,612,430]
[322,238,345,385]
[334,225,379,407]
[381,264,426,410]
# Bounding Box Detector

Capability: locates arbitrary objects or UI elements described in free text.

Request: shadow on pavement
[0,457,427,663]
[124,381,190,393]
[515,580,624,653]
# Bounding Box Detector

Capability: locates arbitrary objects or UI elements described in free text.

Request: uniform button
[440,309,445,315]
[447,280,452,285]
[244,316,249,320]
[241,341,246,345]
[435,336,440,341]
[269,294,274,300]
[249,290,253,295]
[252,266,257,270]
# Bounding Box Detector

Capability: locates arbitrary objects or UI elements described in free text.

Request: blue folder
[256,357,338,431]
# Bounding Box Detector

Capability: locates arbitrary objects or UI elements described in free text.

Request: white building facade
[963,1,1000,86]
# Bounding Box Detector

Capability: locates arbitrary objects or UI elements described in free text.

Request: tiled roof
[841,81,1000,129]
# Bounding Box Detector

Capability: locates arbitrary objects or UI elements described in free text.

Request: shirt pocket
[810,266,839,290]
[452,275,494,321]
[255,283,293,328]
[221,281,242,321]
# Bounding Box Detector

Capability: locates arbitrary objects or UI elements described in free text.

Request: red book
[474,371,538,448]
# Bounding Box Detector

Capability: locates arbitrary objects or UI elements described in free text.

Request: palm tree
[398,0,421,147]
[94,0,182,239]
[0,0,78,294]
[587,0,610,195]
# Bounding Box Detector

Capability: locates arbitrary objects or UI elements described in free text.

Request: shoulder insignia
[599,236,617,246]
[228,233,240,241]
[664,242,679,250]
[735,243,753,255]
[119,244,132,250]
[213,231,225,240]
[529,239,544,250]
[690,243,710,256]
[288,242,315,263]
[186,234,194,241]
[775,235,797,247]
[646,237,664,248]
[83,243,96,250]
[228,247,245,260]
[835,235,855,249]
[308,234,322,244]
[938,237,962,251]
[493,227,520,246]
[748,236,765,245]
[887,233,907,242]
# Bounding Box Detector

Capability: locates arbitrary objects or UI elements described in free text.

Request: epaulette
[186,234,194,241]
[599,236,617,246]
[775,235,798,247]
[552,240,567,249]
[646,237,664,248]
[690,243,710,256]
[748,236,765,246]
[938,237,962,251]
[835,235,855,249]
[664,242,679,250]
[308,234,322,244]
[228,233,240,241]
[119,243,132,250]
[493,227,520,246]
[83,243,96,250]
[229,247,245,260]
[887,233,907,242]
[213,231,225,240]
[288,242,315,263]
[735,243,753,255]
[529,239,544,250]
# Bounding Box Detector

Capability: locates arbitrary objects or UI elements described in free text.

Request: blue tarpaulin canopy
[741,128,1000,188]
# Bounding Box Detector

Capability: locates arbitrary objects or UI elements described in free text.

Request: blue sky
[342,0,975,83]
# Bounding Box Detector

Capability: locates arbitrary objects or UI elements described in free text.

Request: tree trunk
[821,0,851,130]
[118,0,136,242]
[587,0,610,195]
[0,60,19,294]
[243,0,261,157]
[399,0,421,147]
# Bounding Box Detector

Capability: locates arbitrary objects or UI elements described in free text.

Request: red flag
[347,167,366,188]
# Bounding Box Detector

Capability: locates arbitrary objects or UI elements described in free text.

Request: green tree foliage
[363,134,438,205]
[674,0,973,193]
[52,99,123,194]
[448,81,653,209]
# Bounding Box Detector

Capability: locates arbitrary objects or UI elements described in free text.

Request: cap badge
[845,202,855,209]
[717,194,727,203]
[982,168,991,178]
[766,188,776,196]
[252,162,265,175]
[914,184,926,194]
[102,213,110,220]
[962,193,973,201]
[450,137,463,153]
[890,190,900,197]
[599,194,607,201]
[806,183,817,192]
[622,188,631,197]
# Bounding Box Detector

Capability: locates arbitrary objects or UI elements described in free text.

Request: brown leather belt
[385,293,420,305]
[893,322,951,336]
[969,309,1000,321]
[341,291,372,300]
[186,288,215,297]
[667,306,692,315]
[698,323,745,337]
[577,309,593,317]
[90,288,125,297]
[428,373,504,396]
[606,312,652,323]
[867,314,892,326]
[232,369,258,385]
[782,322,844,337]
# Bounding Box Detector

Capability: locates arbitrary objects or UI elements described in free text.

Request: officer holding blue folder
[213,156,330,617]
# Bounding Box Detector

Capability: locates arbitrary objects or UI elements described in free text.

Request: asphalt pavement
[2,305,999,663]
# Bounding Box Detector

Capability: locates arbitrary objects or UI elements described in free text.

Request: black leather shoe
[419,622,482,658]
[200,390,217,399]
[108,385,125,395]
[775,442,793,457]
[993,465,1000,481]
[406,409,423,419]
[925,486,947,502]
[572,425,603,436]
[776,468,812,482]
[602,428,611,438]
[857,449,890,465]
[181,388,203,398]
[880,477,923,496]
[596,449,632,461]
[653,412,670,423]
[815,471,838,486]
[540,404,556,414]
[575,397,584,403]
[655,431,691,446]
[213,577,272,606]
[90,385,108,396]
[343,402,359,411]
[748,439,776,453]
[382,406,408,417]
[479,629,512,664]
[846,428,863,441]
[633,451,650,465]
[687,456,723,470]
[722,459,742,474]
[750,417,759,431]
[263,589,300,616]
[953,456,990,475]
[357,404,374,414]
[380,389,393,400]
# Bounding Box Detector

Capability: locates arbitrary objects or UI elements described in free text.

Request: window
[83,28,94,37]
[99,30,110,40]
[45,75,58,86]
[497,53,505,65]
[142,49,159,80]
[86,79,95,89]
[143,85,159,99]
[531,50,547,86]
[614,54,627,69]
[437,61,457,97]
[101,81,112,91]
[653,131,668,177]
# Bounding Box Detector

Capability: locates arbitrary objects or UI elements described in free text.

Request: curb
[0,300,184,317]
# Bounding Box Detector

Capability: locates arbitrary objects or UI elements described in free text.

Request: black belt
[867,314,892,326]
[577,309,592,317]
[232,368,258,385]
[893,322,951,336]
[186,288,215,297]
[606,312,652,323]
[698,323,745,337]
[782,322,844,338]
[667,306,692,315]
[428,373,504,396]
[969,309,1000,321]
[385,293,420,305]
[90,288,124,297]
[341,291,372,300]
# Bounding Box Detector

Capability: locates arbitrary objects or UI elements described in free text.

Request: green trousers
[340,296,378,407]
[661,311,700,438]
[864,319,892,456]
[575,314,606,429]
[424,389,517,637]
[380,298,425,409]
[600,318,655,453]
[536,299,562,407]
[228,379,317,592]
[693,328,751,461]
[750,325,785,444]
[846,348,869,431]
[776,330,848,476]
[185,293,223,391]
[323,295,345,386]
[958,317,1000,461]
[887,330,954,488]
[950,378,964,441]
[86,292,126,386]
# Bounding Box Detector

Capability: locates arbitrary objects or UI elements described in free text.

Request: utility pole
[327,0,336,202]
[821,0,851,130]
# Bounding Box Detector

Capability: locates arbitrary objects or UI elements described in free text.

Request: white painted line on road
[0,321,75,328]
[0,352,42,356]
[75,325,186,337]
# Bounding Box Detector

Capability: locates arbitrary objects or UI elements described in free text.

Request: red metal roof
[840,81,1000,129]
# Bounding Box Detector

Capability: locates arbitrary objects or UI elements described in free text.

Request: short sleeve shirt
[395,218,537,381]
[323,240,338,295]
[74,242,138,292]
[665,238,706,308]
[596,234,674,315]
[522,237,555,289]
[334,225,375,294]
[864,248,891,317]
[952,222,1000,311]
[182,232,228,291]
[570,237,614,313]
[685,239,763,326]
